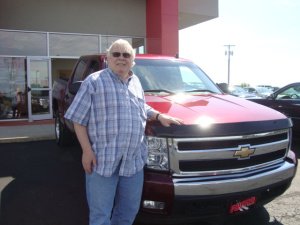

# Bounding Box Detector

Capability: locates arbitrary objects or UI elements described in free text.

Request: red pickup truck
[52,54,298,224]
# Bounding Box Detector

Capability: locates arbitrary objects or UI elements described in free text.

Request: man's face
[107,44,134,77]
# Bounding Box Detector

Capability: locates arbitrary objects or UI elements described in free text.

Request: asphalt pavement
[0,120,299,225]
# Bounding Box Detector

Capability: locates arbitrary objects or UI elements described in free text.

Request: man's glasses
[112,52,131,58]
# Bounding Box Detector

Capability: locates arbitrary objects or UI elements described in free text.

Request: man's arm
[73,122,97,174]
[150,111,184,127]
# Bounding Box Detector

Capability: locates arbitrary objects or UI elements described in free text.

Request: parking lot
[0,139,299,225]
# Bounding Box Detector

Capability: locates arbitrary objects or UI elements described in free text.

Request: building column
[146,0,178,56]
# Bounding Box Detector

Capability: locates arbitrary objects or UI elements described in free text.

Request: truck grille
[169,129,290,177]
[178,133,287,150]
[179,149,286,172]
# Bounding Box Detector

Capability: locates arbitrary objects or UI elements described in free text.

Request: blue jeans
[85,167,144,225]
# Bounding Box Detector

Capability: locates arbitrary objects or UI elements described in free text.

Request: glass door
[26,57,52,121]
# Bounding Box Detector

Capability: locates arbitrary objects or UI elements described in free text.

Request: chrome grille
[169,129,290,177]
[179,149,286,171]
[177,132,288,150]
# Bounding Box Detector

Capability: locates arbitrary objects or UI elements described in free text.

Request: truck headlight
[147,136,169,170]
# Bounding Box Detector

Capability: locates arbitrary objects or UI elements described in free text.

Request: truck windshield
[132,59,221,95]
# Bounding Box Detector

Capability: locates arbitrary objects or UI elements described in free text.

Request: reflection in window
[29,60,49,88]
[0,57,27,119]
[50,34,99,56]
[0,31,47,56]
[180,66,205,89]
[132,59,220,93]
[31,90,50,115]
[132,38,145,54]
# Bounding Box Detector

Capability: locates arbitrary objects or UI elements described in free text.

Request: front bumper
[136,160,297,224]
[173,161,295,196]
[136,177,293,224]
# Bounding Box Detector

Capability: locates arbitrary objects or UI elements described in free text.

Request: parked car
[228,86,257,98]
[245,87,273,98]
[256,85,272,89]
[244,87,256,93]
[248,82,300,135]
[269,86,280,92]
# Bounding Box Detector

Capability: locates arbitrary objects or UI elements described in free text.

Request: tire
[55,111,72,147]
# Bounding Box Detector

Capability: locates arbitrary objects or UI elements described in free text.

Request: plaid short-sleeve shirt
[65,68,154,177]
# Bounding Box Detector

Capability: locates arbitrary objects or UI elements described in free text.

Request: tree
[240,83,250,88]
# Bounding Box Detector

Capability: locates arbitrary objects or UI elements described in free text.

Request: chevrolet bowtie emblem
[234,146,255,159]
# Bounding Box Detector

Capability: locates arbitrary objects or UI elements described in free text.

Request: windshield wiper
[181,89,217,94]
[144,89,175,94]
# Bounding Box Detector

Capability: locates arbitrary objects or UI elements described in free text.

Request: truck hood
[146,93,286,125]
[145,93,291,137]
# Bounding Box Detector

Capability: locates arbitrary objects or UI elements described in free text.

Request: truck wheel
[55,111,72,147]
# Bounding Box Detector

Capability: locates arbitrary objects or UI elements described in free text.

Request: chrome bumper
[173,161,295,196]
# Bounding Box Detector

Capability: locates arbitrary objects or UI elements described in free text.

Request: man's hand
[158,114,184,127]
[82,149,97,174]
[73,122,97,174]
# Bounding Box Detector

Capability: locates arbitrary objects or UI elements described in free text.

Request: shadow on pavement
[0,140,89,225]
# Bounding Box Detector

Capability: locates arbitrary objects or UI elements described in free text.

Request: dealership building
[0,0,218,122]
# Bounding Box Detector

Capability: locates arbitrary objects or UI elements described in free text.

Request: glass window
[101,37,145,54]
[86,60,100,77]
[277,85,300,99]
[0,57,27,119]
[31,90,50,115]
[29,60,49,88]
[132,59,221,94]
[49,34,99,56]
[0,31,47,56]
[132,38,145,54]
[72,58,88,82]
[180,66,205,89]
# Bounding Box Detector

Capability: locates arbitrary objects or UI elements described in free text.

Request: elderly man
[65,39,184,225]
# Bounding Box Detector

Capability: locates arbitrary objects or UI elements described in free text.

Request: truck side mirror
[69,81,83,95]
[266,94,275,100]
[216,83,228,93]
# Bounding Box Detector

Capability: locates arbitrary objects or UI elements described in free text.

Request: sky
[179,0,300,88]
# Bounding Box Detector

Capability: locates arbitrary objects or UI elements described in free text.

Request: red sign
[229,197,256,214]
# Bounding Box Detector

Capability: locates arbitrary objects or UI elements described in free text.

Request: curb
[0,136,56,144]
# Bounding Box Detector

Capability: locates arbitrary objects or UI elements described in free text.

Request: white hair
[107,39,135,59]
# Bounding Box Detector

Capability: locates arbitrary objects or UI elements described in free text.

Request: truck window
[85,60,100,78]
[132,59,221,94]
[73,58,88,82]
[179,66,205,90]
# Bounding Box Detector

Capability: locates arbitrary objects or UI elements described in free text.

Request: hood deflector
[149,119,292,138]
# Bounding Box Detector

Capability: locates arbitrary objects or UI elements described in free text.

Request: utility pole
[224,45,235,85]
